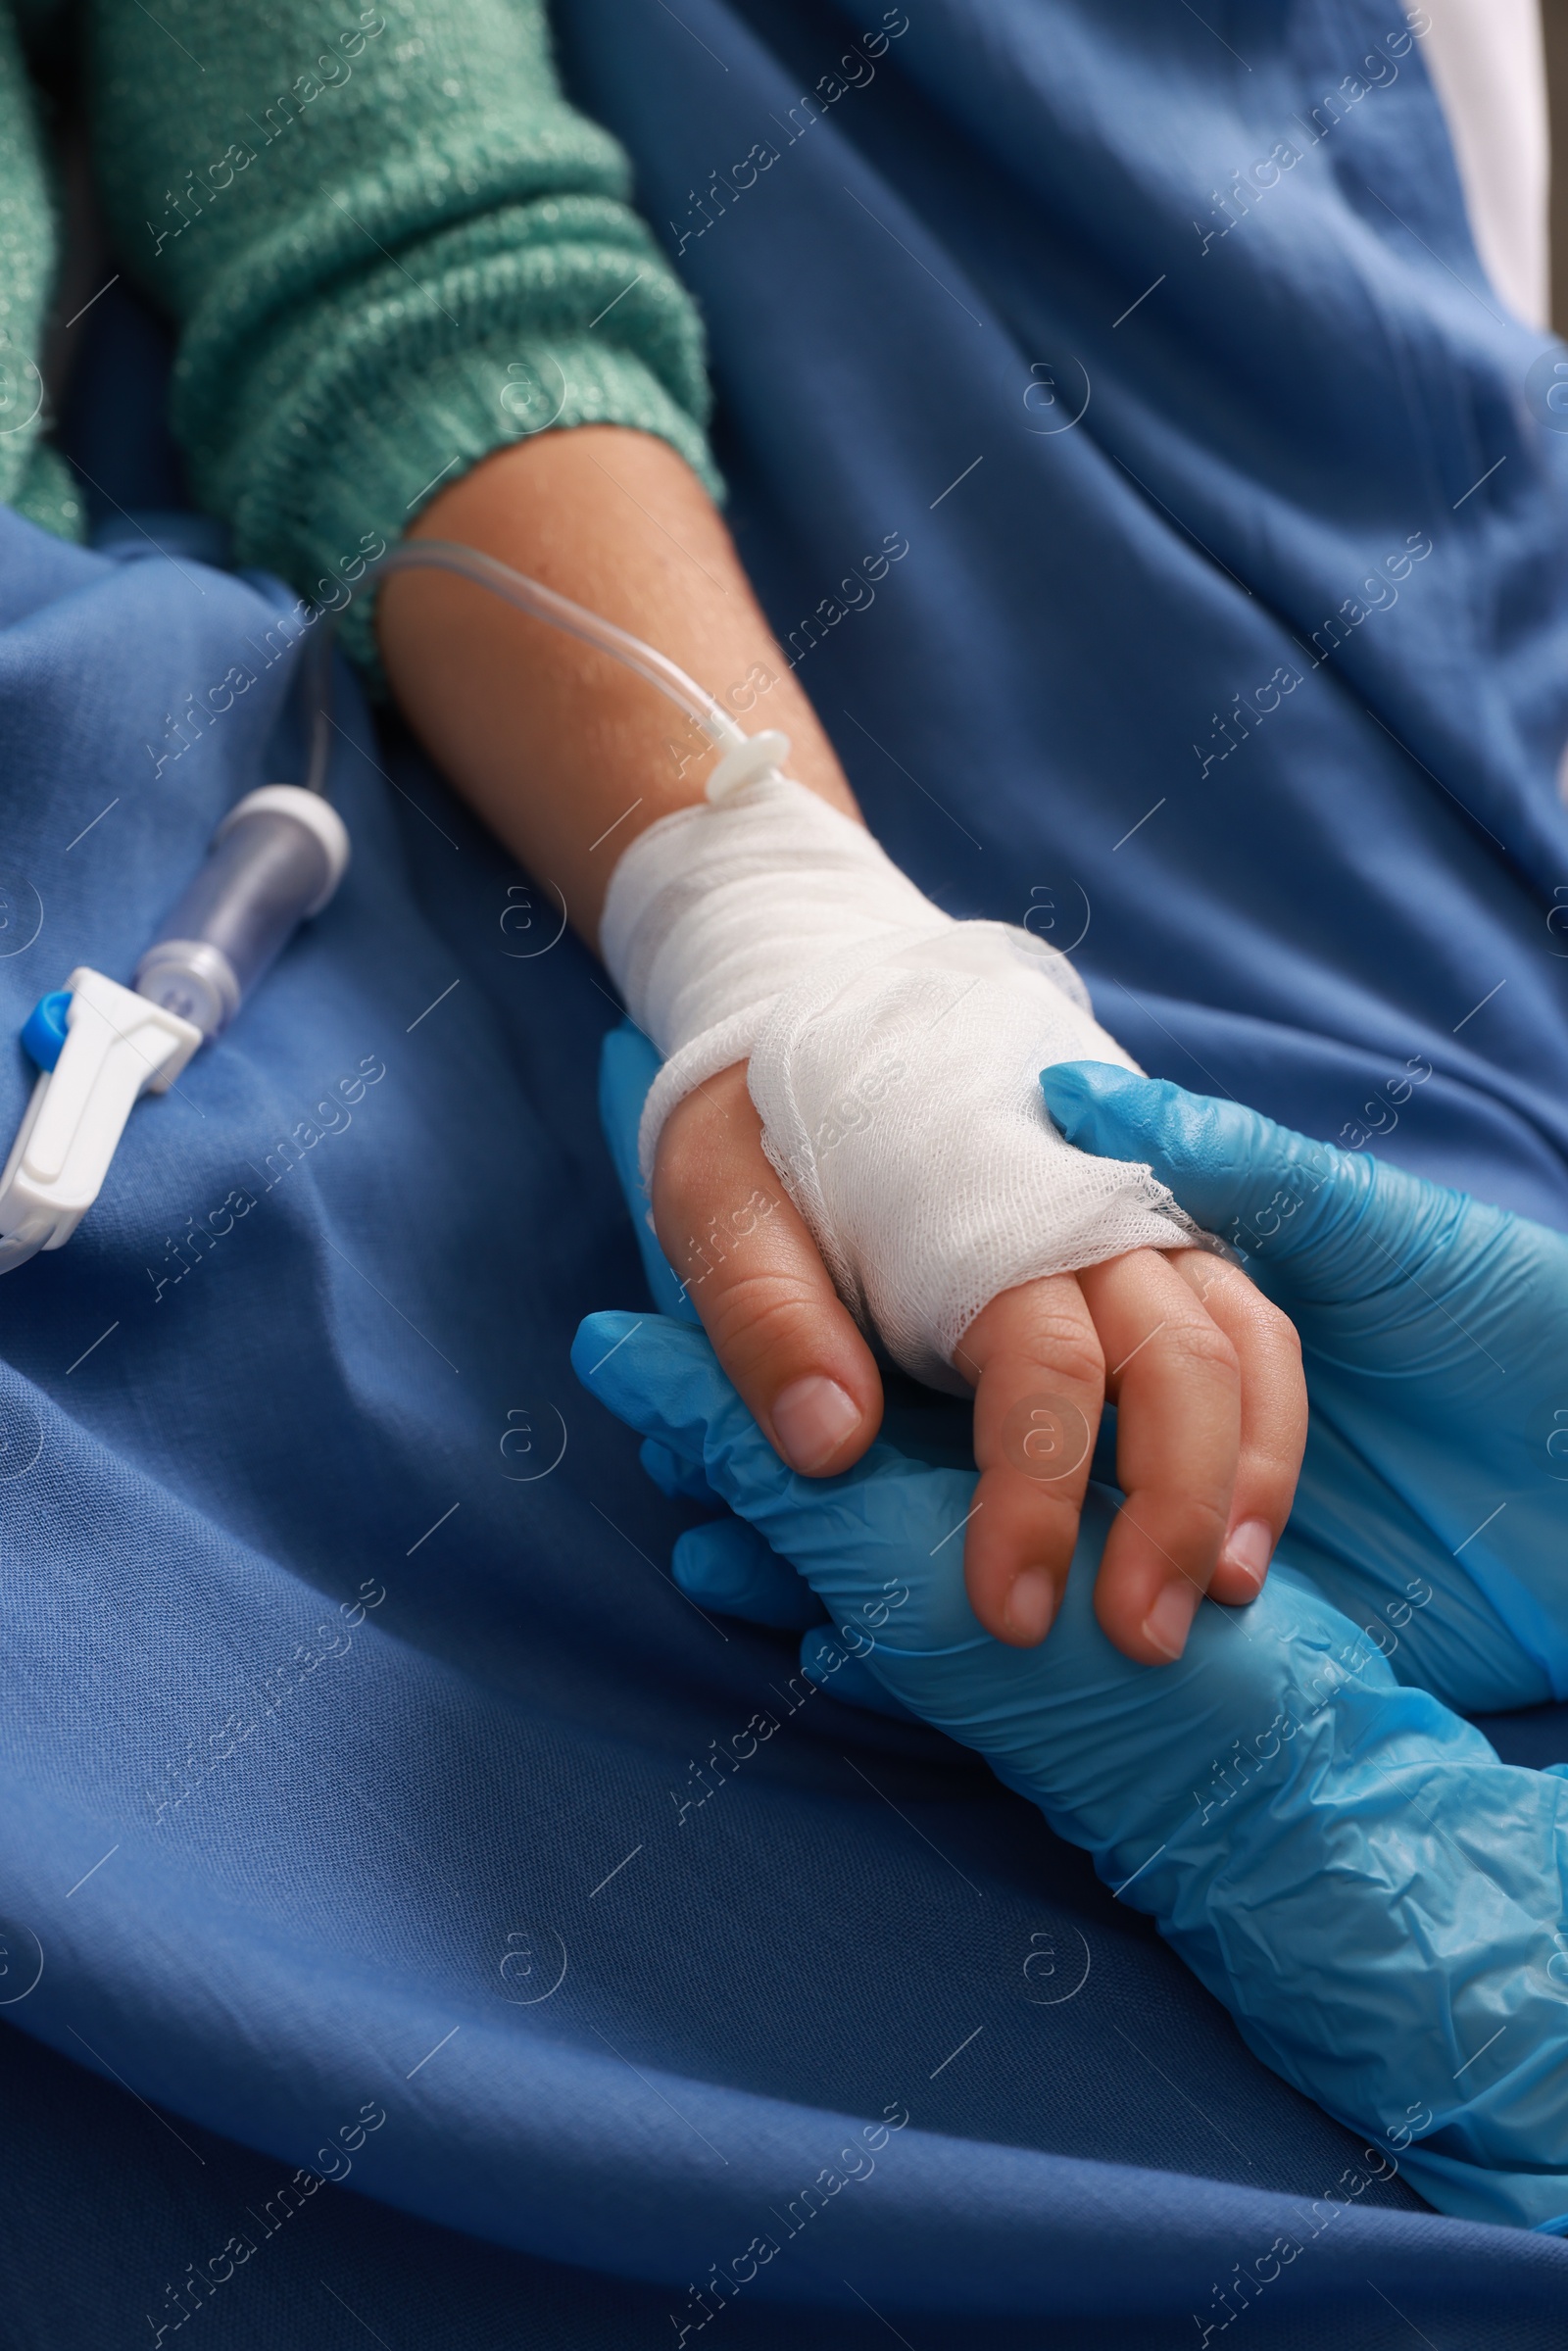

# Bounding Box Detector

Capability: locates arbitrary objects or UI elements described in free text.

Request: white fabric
[1419,0,1549,329]
[601,777,1193,1391]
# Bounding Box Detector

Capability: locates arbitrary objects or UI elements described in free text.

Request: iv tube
[135,538,786,1043]
[303,538,752,799]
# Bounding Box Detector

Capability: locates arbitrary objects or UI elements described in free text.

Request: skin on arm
[376,427,1306,1664]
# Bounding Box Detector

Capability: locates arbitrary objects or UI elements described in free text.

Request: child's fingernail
[1142,1579,1200,1661]
[1220,1517,1273,1595]
[1003,1566,1056,1644]
[771,1376,860,1472]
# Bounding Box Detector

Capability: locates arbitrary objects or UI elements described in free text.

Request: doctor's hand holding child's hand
[652,1061,1306,1665]
[379,426,1306,1669]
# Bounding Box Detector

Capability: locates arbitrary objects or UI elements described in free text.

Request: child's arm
[378,430,1305,1668]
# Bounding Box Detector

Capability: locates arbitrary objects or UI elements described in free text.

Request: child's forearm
[375,426,860,946]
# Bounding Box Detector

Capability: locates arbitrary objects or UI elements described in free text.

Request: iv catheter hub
[0,784,349,1278]
[0,967,202,1273]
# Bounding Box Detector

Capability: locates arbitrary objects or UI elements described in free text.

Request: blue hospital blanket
[2,0,1568,2342]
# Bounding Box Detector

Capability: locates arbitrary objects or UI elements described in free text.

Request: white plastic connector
[0,967,202,1275]
[705,730,792,804]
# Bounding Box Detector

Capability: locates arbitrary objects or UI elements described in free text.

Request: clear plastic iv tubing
[303,539,751,798]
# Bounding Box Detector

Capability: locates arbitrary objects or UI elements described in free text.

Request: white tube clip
[705,730,792,803]
[0,967,202,1275]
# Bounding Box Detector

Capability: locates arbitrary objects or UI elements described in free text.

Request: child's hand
[654,1063,1306,1666]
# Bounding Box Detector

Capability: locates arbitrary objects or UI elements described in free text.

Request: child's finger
[651,1061,883,1475]
[1076,1247,1244,1663]
[956,1272,1106,1646]
[1165,1249,1307,1605]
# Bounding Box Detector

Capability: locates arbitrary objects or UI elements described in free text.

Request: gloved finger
[651,1060,883,1476]
[1166,1249,1306,1606]
[572,1310,979,1653]
[575,1308,765,1473]
[1041,1062,1420,1300]
[799,1625,920,1720]
[639,1435,715,1502]
[673,1519,827,1630]
[600,1023,702,1324]
[955,1272,1105,1648]
[1077,1246,1243,1664]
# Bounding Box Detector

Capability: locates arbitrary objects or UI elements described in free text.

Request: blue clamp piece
[20,990,72,1073]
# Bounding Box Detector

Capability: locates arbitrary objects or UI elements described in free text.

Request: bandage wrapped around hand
[601,775,1193,1392]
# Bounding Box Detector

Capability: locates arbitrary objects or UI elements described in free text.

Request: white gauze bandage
[601,776,1193,1392]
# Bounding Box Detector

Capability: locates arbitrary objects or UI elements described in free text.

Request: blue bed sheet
[3,1,1568,2341]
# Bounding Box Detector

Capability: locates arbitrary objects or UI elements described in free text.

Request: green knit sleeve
[0,3,62,529]
[87,0,717,660]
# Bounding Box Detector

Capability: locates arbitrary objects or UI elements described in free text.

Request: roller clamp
[0,967,202,1275]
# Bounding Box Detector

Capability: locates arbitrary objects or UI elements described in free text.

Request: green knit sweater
[0,0,714,656]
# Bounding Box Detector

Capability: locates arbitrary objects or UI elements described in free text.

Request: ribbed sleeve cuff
[281,329,720,673]
[189,198,720,679]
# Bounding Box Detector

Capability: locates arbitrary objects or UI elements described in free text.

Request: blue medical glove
[600,1023,703,1328]
[572,1306,1568,2232]
[1043,1065,1568,1715]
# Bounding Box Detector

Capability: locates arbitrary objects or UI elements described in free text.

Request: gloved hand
[610,1029,1568,1721]
[572,1303,1568,2233]
[1042,1065,1568,1716]
[585,1038,1568,2226]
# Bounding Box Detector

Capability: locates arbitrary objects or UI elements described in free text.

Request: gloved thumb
[1040,1061,1431,1299]
[599,1023,700,1324]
